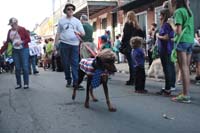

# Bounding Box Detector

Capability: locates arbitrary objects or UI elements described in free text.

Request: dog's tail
[147,62,154,77]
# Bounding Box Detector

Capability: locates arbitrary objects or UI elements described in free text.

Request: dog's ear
[96,56,100,62]
[92,57,99,69]
[92,57,104,70]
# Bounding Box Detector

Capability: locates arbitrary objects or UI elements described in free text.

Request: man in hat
[54,3,85,88]
[0,17,30,89]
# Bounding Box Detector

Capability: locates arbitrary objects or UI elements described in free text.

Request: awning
[73,1,117,19]
[113,0,155,12]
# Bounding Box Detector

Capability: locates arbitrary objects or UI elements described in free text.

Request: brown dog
[72,49,117,112]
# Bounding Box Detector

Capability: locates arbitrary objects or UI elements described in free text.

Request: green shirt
[113,40,121,52]
[46,42,53,54]
[174,7,194,43]
[82,22,93,42]
[101,43,111,50]
[6,42,13,57]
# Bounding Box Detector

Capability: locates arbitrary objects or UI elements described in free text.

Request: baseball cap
[8,17,18,25]
[80,14,88,21]
[101,35,108,42]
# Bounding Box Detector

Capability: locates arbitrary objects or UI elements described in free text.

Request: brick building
[71,0,166,43]
[34,0,200,44]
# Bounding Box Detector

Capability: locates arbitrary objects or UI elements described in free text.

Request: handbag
[6,42,13,57]
[152,44,159,60]
[119,43,131,54]
[171,25,188,63]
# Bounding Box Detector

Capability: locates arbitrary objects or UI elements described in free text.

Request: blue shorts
[176,42,193,54]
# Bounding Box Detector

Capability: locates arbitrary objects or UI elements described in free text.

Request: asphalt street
[0,69,200,133]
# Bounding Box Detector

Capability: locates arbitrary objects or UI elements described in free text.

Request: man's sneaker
[66,80,72,88]
[24,84,29,89]
[170,87,177,91]
[125,80,134,86]
[15,85,22,89]
[196,80,200,85]
[33,71,39,74]
[156,89,171,96]
[66,83,71,88]
[172,94,191,103]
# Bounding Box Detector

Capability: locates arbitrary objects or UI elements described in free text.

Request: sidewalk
[115,62,149,74]
[115,62,197,83]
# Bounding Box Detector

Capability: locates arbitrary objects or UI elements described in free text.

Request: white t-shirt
[57,16,85,46]
[9,30,23,49]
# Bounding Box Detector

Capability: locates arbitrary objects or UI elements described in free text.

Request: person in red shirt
[0,17,30,89]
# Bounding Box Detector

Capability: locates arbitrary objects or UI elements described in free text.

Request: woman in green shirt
[169,0,194,103]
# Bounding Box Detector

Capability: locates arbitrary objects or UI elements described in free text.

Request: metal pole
[52,0,55,36]
[60,0,62,17]
[87,2,89,20]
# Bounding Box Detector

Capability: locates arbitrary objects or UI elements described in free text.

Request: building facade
[34,0,200,44]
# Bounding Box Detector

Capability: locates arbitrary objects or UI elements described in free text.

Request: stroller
[0,54,14,73]
[0,55,4,73]
[4,56,14,73]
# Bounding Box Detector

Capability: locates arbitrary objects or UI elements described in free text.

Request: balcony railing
[71,0,118,8]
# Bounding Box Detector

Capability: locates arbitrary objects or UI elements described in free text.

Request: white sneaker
[170,87,176,91]
[196,80,200,85]
[162,87,176,91]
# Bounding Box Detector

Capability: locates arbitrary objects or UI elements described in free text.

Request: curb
[116,69,197,84]
[116,69,164,81]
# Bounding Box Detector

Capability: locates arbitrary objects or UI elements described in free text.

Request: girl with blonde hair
[125,11,140,30]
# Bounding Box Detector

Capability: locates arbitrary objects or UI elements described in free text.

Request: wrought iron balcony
[71,0,118,18]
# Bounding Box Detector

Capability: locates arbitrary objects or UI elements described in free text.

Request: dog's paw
[109,107,117,112]
[84,103,89,108]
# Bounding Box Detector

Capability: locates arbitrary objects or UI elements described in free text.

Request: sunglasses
[67,8,74,11]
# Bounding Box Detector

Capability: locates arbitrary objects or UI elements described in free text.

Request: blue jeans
[160,54,176,90]
[12,48,29,85]
[29,55,37,73]
[124,51,135,82]
[59,42,79,85]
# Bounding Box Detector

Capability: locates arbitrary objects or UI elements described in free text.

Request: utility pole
[60,0,62,17]
[52,0,55,36]
[87,4,90,20]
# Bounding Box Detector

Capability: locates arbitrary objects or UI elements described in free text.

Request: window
[155,6,163,29]
[137,11,147,39]
[102,18,107,29]
[93,21,97,31]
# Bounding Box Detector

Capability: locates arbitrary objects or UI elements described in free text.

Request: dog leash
[75,31,97,57]
[82,43,97,57]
